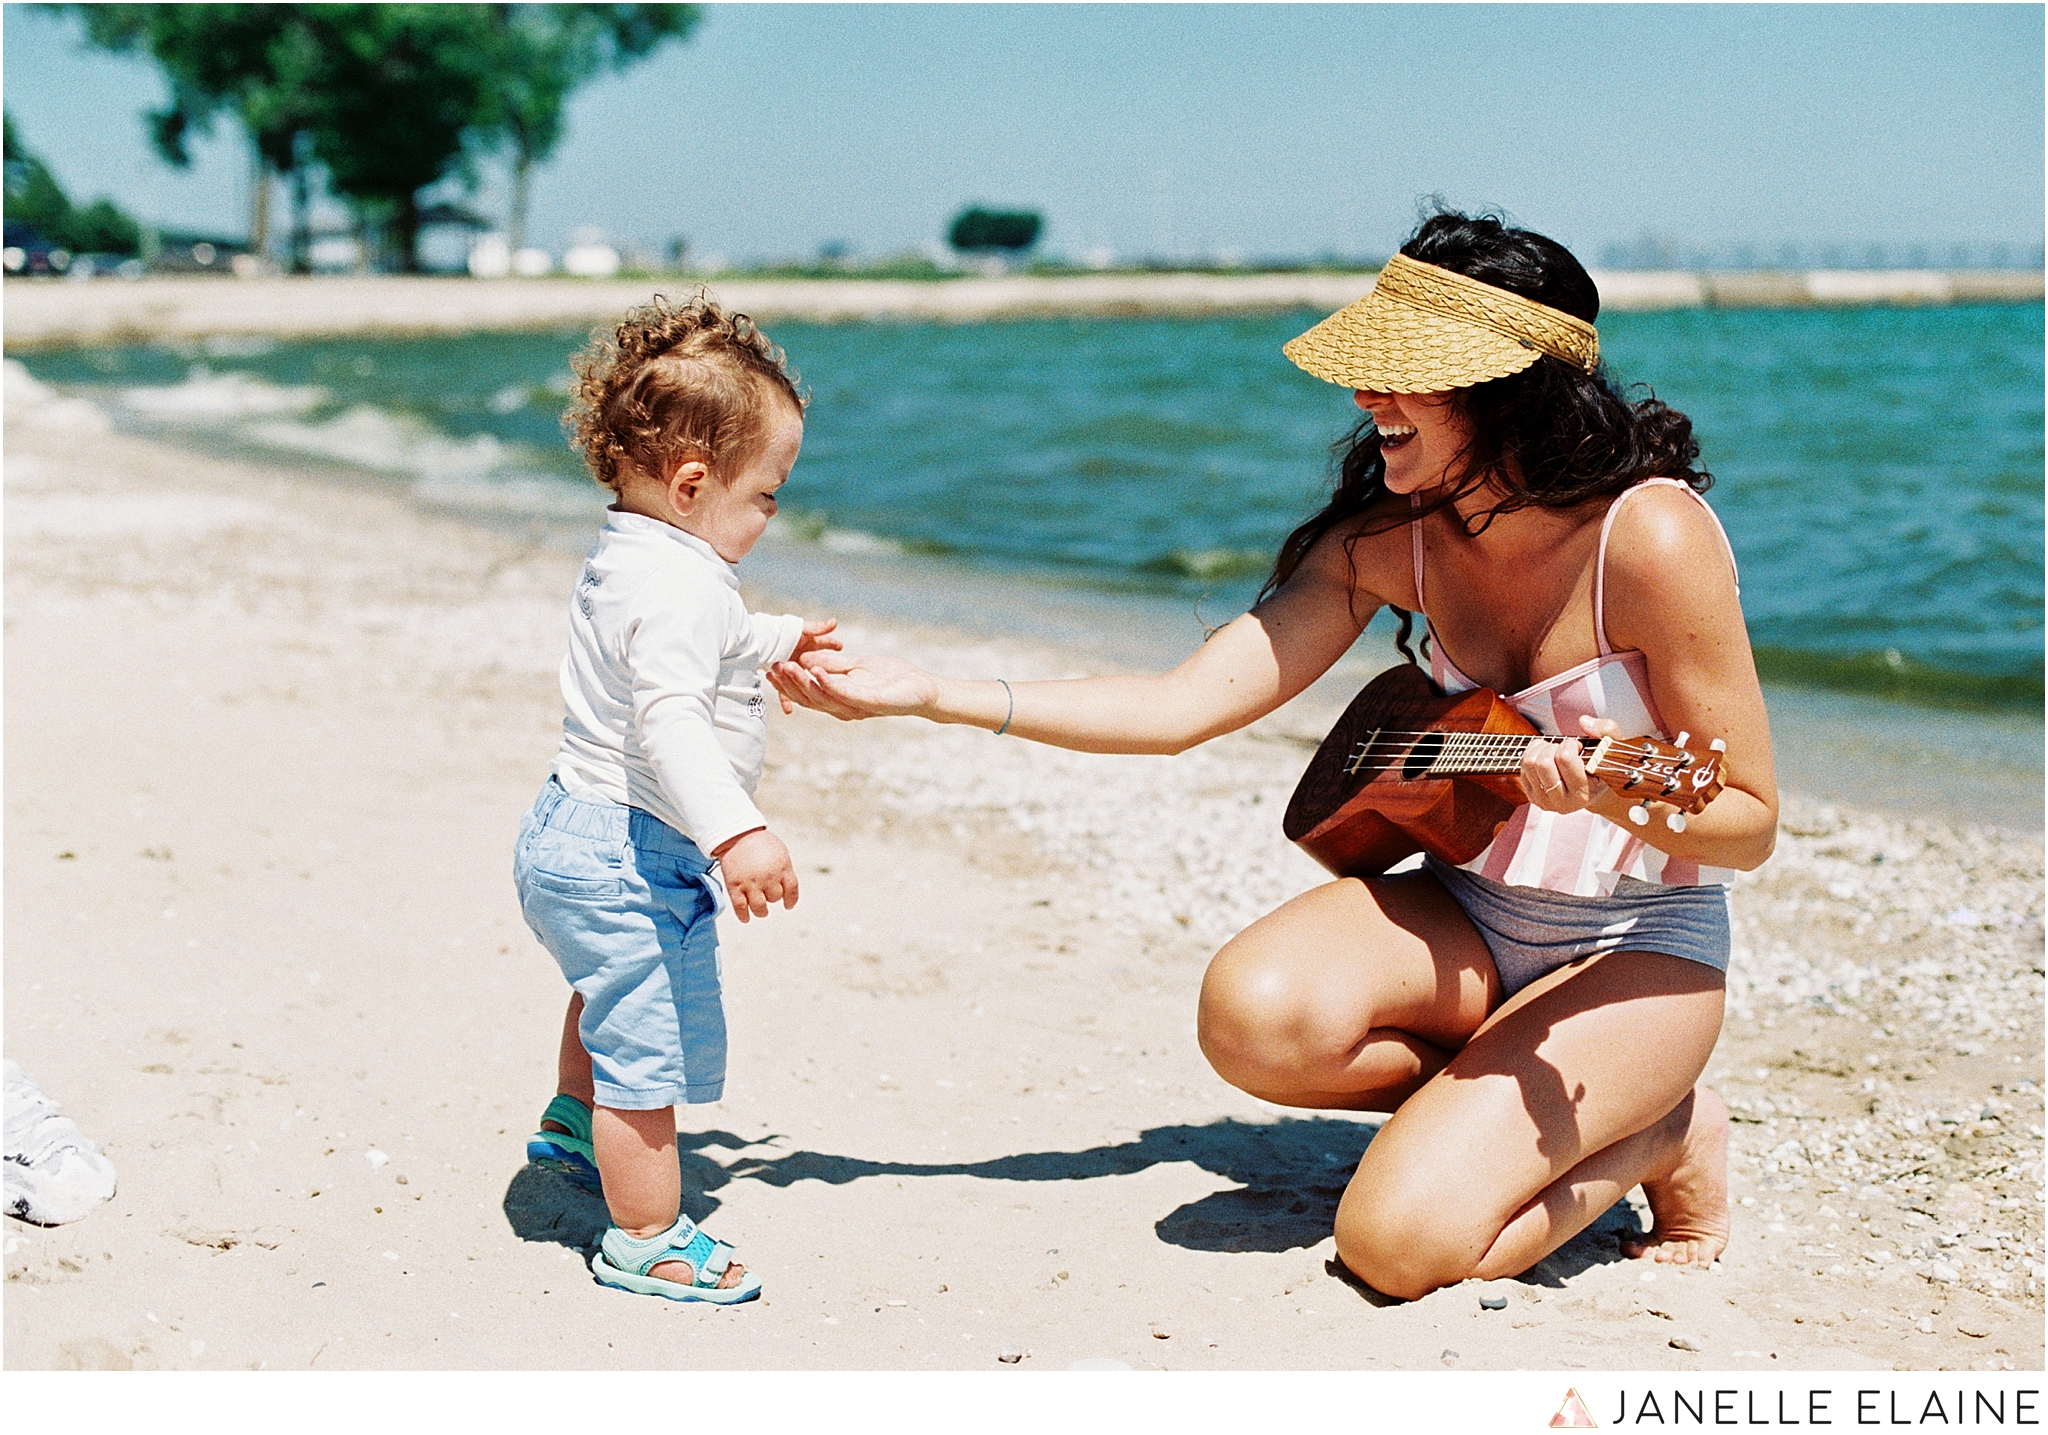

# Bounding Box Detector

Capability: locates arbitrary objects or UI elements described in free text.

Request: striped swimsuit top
[1413,477,1740,897]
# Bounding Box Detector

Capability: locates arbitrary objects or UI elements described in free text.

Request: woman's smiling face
[1352,388,1473,495]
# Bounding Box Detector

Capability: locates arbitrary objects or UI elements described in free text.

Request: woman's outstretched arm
[768,523,1383,756]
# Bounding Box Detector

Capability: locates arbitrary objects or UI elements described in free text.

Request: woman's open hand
[767,650,940,722]
[773,618,844,713]
[1519,714,1620,814]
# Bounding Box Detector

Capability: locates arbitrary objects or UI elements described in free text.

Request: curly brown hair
[563,290,807,492]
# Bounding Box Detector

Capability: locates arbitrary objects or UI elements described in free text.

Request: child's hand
[778,618,842,712]
[768,650,939,721]
[712,827,798,922]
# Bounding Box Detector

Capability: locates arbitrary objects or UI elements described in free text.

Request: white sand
[4,373,2041,1371]
[5,269,2039,351]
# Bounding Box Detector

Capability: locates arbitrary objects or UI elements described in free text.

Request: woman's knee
[1333,1173,1484,1301]
[1196,935,1344,1089]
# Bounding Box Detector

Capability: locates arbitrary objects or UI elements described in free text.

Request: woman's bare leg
[1334,948,1728,1299]
[1197,870,1502,1111]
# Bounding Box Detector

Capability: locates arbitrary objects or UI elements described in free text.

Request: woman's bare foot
[1622,1085,1731,1266]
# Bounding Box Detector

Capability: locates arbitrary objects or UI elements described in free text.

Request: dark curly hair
[564,290,807,492]
[1261,209,1711,662]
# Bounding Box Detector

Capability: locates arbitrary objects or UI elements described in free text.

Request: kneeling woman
[771,211,1775,1300]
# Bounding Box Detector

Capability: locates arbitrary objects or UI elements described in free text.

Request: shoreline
[3,268,2041,350]
[4,364,2041,1372]
[13,351,2044,834]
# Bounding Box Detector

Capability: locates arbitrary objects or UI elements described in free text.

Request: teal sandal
[525,1094,602,1193]
[591,1213,762,1305]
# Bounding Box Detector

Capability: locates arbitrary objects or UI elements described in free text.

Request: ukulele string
[1340,732,1689,776]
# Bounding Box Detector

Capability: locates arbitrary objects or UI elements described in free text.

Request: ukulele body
[1283,663,1536,878]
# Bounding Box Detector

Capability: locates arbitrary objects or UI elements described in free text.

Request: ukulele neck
[1342,730,1600,779]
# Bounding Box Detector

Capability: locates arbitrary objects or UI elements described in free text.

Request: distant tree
[294,7,506,273]
[65,5,327,269]
[474,5,699,255]
[948,206,1043,254]
[3,110,142,254]
[67,4,701,274]
[2,111,72,237]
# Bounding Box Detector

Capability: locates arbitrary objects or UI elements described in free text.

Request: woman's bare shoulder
[1603,482,1740,634]
[1289,496,1417,608]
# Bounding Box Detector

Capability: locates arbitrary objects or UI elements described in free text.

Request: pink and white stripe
[1413,479,1739,896]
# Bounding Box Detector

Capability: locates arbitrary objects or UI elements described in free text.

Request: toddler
[516,294,835,1303]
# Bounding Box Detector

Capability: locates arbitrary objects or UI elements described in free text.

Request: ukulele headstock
[1585,731,1726,826]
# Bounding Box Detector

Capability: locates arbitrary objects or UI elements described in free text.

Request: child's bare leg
[541,994,596,1135]
[593,1105,746,1289]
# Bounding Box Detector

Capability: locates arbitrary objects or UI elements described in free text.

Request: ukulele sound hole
[1402,732,1446,781]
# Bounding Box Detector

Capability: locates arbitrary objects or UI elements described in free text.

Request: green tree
[65,4,326,268]
[69,4,701,274]
[296,7,501,272]
[4,110,142,255]
[475,5,699,255]
[948,206,1043,254]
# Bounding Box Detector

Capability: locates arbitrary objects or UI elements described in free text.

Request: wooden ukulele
[1283,664,1726,878]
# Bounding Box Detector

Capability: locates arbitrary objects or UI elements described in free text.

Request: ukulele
[1283,663,1726,878]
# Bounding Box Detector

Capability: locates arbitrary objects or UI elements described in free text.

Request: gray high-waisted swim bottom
[1424,855,1731,1000]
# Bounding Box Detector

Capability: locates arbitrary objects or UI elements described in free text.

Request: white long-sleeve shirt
[551,510,804,855]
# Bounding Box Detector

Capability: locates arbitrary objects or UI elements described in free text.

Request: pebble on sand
[1480,1295,1508,1310]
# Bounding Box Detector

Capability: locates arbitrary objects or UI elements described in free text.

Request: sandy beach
[3,363,2042,1373]
[3,267,2041,351]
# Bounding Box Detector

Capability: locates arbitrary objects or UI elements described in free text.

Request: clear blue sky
[4,3,2042,265]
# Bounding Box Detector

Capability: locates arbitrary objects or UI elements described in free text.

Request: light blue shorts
[1425,855,1731,1001]
[515,778,726,1109]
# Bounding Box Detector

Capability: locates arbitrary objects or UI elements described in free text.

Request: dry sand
[3,370,2041,1372]
[4,268,2040,351]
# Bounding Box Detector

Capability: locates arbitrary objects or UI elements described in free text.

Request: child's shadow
[502,1132,754,1256]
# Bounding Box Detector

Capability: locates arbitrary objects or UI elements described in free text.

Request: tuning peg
[1629,803,1650,826]
[1665,811,1688,833]
[1673,731,1690,748]
[1709,738,1727,753]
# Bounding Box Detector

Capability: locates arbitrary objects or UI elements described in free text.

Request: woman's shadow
[501,1114,1643,1297]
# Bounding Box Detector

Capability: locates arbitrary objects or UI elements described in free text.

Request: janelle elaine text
[1607,1387,2039,1426]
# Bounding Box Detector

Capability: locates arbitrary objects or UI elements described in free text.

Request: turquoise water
[17,301,2043,712]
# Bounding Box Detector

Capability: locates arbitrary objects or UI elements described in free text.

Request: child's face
[682,398,803,563]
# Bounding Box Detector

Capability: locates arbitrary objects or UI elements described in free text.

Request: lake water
[15,299,2042,827]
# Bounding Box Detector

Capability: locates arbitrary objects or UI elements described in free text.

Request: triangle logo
[1551,1388,1598,1428]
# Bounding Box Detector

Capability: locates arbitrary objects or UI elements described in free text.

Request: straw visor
[1283,253,1599,394]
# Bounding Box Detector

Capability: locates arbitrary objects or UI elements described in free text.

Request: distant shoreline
[3,267,2040,350]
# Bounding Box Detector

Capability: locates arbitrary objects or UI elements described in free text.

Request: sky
[4,3,2043,267]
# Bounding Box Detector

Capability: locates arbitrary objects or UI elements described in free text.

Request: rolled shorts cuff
[591,1078,727,1111]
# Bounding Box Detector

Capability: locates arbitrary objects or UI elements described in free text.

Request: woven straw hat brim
[1283,252,1600,394]
[1283,287,1547,394]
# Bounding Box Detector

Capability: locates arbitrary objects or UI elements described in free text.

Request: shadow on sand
[501,1114,1645,1298]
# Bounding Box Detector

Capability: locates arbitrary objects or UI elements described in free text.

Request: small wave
[246,405,530,480]
[4,359,110,433]
[122,366,327,419]
[1137,547,1270,581]
[1752,646,2042,714]
[819,527,902,555]
[199,336,279,360]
